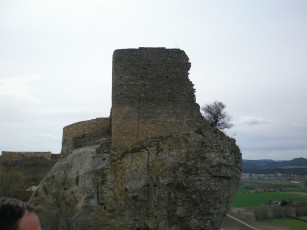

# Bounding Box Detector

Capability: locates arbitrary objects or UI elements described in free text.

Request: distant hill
[243,157,307,175]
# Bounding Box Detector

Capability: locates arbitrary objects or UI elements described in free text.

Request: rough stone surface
[30,48,242,230]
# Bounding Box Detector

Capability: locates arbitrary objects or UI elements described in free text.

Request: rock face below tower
[30,48,242,230]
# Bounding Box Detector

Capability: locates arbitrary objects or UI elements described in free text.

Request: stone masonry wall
[61,118,111,156]
[111,48,203,149]
[1,151,52,160]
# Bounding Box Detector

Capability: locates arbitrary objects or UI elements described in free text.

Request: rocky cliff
[30,48,242,230]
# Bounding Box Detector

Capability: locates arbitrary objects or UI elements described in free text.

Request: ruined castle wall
[61,118,111,156]
[1,151,52,160]
[111,48,203,149]
[50,154,61,161]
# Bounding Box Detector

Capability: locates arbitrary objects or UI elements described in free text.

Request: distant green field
[243,178,302,186]
[284,186,307,192]
[232,187,307,207]
[272,218,307,230]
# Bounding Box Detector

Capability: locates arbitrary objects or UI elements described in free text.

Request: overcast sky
[0,0,306,160]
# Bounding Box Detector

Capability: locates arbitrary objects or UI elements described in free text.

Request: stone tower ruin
[111,48,202,149]
[35,47,242,230]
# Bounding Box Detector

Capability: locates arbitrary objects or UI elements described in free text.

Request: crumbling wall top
[1,151,52,160]
[61,117,111,156]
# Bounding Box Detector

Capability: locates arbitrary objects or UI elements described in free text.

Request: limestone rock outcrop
[30,48,242,230]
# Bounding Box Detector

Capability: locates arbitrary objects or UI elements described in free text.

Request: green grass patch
[232,187,307,207]
[272,218,307,230]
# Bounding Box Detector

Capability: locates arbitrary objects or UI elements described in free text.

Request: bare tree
[201,101,233,130]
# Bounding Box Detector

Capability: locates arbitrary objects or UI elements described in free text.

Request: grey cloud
[236,116,272,126]
[37,135,58,139]
[0,75,42,104]
[16,143,31,147]
[292,123,307,128]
